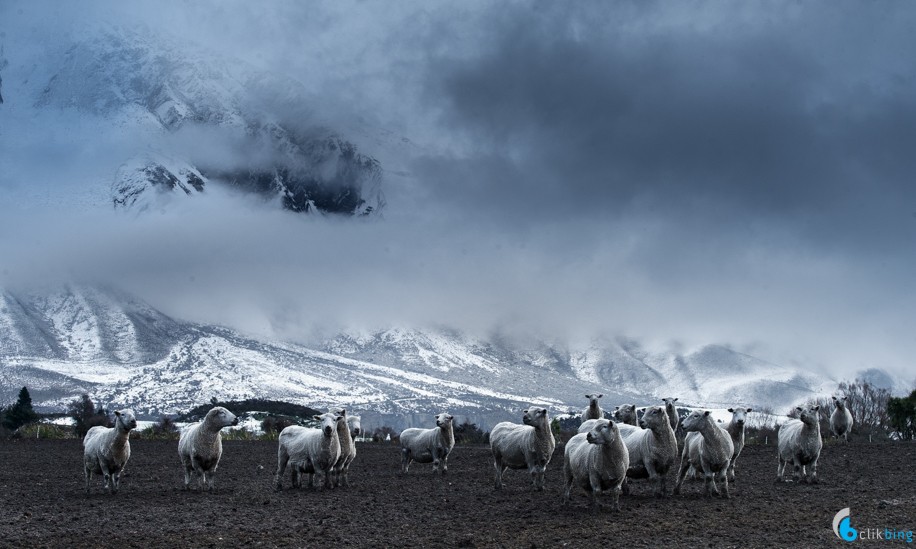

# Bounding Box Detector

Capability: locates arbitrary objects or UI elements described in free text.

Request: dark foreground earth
[0,438,913,548]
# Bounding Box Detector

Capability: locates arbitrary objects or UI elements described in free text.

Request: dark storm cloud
[418,2,916,247]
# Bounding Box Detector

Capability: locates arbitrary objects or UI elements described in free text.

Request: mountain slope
[0,285,851,430]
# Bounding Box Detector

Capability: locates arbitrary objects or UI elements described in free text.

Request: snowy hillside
[0,285,858,430]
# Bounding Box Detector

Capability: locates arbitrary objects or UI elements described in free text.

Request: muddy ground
[0,438,913,548]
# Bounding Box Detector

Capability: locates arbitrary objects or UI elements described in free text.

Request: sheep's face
[208,407,239,428]
[639,406,667,429]
[796,406,820,426]
[115,409,138,431]
[585,419,618,446]
[680,410,712,432]
[348,415,362,437]
[614,404,637,423]
[727,407,752,427]
[662,397,678,410]
[832,396,849,410]
[313,413,340,437]
[435,413,454,429]
[585,394,603,405]
[522,407,548,426]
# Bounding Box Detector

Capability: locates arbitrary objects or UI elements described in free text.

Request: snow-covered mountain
[8,26,385,216]
[0,285,850,430]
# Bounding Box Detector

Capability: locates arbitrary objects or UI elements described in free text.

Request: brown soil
[0,438,913,548]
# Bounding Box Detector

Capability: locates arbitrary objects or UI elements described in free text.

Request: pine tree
[2,387,39,431]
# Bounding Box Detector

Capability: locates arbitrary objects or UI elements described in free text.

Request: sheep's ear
[795,407,803,412]
[673,398,678,402]
[313,415,322,421]
[727,408,734,413]
[704,410,711,416]
[832,396,838,401]
[615,406,620,411]
[597,394,603,398]
[522,409,528,414]
[115,411,121,417]
[608,420,615,427]
[813,405,820,411]
[747,408,753,413]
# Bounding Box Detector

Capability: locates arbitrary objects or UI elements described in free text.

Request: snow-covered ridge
[0,285,897,430]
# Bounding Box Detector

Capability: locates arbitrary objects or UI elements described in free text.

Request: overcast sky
[1,1,914,379]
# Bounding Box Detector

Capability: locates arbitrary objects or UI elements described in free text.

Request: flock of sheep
[81,394,856,511]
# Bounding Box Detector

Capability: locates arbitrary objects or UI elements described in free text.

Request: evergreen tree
[887,389,916,440]
[2,387,39,431]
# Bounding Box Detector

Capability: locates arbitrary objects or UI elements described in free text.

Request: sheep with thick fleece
[275,412,343,490]
[563,419,629,511]
[490,407,556,491]
[336,413,361,487]
[617,406,678,497]
[83,409,138,494]
[613,404,638,426]
[178,406,238,491]
[725,407,752,482]
[330,409,356,487]
[674,410,734,498]
[582,393,605,421]
[662,398,680,432]
[830,396,854,442]
[399,413,455,475]
[777,405,823,484]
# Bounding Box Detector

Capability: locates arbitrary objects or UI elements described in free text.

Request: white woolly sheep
[725,407,752,482]
[275,412,343,490]
[582,393,605,421]
[83,409,138,494]
[563,418,629,511]
[177,406,239,491]
[662,397,680,432]
[674,410,735,498]
[330,409,355,487]
[830,396,854,442]
[399,412,455,475]
[490,406,556,491]
[777,405,823,484]
[617,405,678,497]
[335,413,361,487]
[612,404,638,426]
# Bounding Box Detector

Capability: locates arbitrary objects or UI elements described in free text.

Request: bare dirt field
[0,438,913,548]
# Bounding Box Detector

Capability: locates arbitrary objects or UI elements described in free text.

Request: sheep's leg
[646,462,666,498]
[703,469,720,499]
[401,448,411,474]
[611,484,622,512]
[111,471,121,494]
[621,477,630,496]
[792,459,802,484]
[291,465,301,489]
[727,460,736,482]
[84,464,92,494]
[440,452,449,475]
[562,464,574,505]
[205,469,215,491]
[775,457,786,483]
[340,464,350,488]
[673,455,689,495]
[807,460,819,484]
[492,456,504,490]
[275,450,289,491]
[721,469,730,499]
[589,473,604,510]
